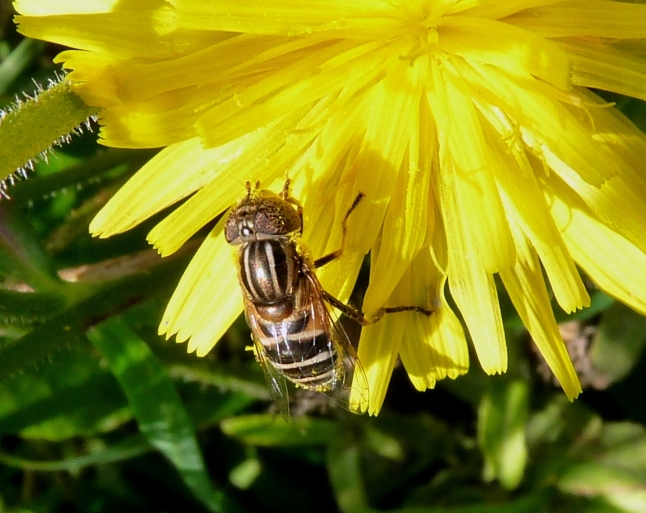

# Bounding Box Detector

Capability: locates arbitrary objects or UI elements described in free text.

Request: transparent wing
[303,273,370,414]
[244,298,291,418]
[245,274,369,416]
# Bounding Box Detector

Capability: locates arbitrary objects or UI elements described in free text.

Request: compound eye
[255,198,301,235]
[224,212,239,243]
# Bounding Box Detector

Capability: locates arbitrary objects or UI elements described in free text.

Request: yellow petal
[499,222,582,400]
[53,50,121,108]
[357,319,401,416]
[288,102,371,300]
[559,39,646,102]
[91,137,248,239]
[547,180,646,316]
[160,217,243,357]
[17,7,223,59]
[336,49,427,261]
[15,0,120,16]
[440,16,571,90]
[361,54,431,313]
[61,53,206,148]
[426,60,510,374]
[397,249,469,391]
[460,0,561,20]
[485,134,588,313]
[439,157,507,375]
[311,189,366,303]
[171,0,401,37]
[100,34,318,103]
[97,100,200,148]
[427,60,515,275]
[148,106,328,256]
[546,89,646,255]
[460,62,615,187]
[296,99,369,262]
[196,39,384,148]
[507,0,646,39]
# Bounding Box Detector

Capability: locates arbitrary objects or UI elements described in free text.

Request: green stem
[0,77,100,185]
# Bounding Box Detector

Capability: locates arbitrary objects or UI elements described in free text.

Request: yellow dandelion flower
[15,0,646,414]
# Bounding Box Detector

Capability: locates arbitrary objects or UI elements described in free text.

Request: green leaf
[228,452,262,490]
[0,343,130,440]
[327,436,369,513]
[588,302,646,388]
[478,379,529,490]
[0,434,152,472]
[88,318,219,511]
[526,395,598,451]
[0,254,188,383]
[0,200,60,290]
[595,423,646,469]
[86,317,221,513]
[0,289,66,328]
[165,361,270,402]
[557,421,646,510]
[381,492,551,513]
[10,148,156,205]
[559,462,646,512]
[177,380,259,426]
[0,38,46,95]
[360,413,460,506]
[221,414,340,446]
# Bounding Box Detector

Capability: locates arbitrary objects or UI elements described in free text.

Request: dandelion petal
[500,222,582,400]
[160,218,243,357]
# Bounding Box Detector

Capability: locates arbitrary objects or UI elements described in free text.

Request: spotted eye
[254,197,301,236]
[224,211,239,243]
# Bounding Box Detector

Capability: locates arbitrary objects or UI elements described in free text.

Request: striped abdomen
[240,239,342,390]
[255,303,341,389]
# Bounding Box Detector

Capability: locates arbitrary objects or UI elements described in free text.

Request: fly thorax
[239,240,298,305]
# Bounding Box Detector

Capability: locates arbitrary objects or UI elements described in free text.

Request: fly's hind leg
[315,193,432,324]
[323,290,432,326]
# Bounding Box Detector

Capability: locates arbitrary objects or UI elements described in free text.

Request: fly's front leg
[280,178,292,200]
[314,192,365,269]
[281,178,304,235]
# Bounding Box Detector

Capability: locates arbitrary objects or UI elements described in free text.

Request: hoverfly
[224,181,370,415]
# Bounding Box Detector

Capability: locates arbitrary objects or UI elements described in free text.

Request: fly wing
[304,272,370,414]
[245,273,369,416]
[244,298,291,418]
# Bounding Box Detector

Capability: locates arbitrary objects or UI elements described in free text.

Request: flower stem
[0,77,100,188]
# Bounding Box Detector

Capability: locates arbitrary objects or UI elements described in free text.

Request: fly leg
[314,193,432,323]
[281,178,304,235]
[323,290,432,326]
[313,192,365,269]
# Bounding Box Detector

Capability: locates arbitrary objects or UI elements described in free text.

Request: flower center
[398,7,440,62]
